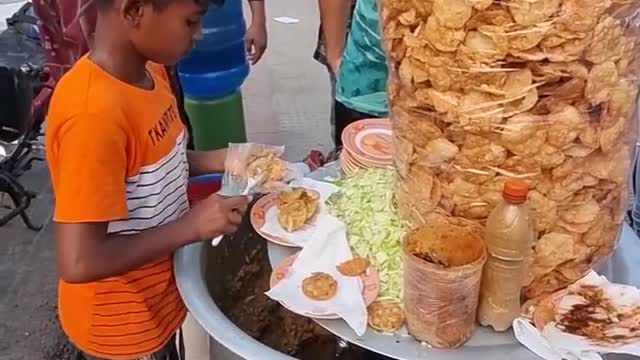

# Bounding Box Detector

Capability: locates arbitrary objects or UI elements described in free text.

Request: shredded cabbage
[327,168,405,301]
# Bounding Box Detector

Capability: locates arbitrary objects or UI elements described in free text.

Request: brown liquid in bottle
[478,179,534,331]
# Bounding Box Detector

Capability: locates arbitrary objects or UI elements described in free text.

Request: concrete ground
[0,0,332,358]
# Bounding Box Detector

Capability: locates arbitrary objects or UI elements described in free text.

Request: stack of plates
[340,118,393,176]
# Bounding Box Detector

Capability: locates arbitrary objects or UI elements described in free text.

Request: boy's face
[123,0,208,65]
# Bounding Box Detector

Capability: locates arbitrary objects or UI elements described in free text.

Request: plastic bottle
[478,179,534,331]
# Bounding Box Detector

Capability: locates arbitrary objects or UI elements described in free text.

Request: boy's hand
[246,22,267,65]
[328,55,342,76]
[184,194,249,242]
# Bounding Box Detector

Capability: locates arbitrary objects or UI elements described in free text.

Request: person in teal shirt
[321,0,388,146]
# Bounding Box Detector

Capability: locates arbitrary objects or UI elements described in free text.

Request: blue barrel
[179,0,250,99]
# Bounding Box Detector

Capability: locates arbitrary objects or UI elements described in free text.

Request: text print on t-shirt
[148,105,180,146]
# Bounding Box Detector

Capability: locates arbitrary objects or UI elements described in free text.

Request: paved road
[0,161,70,360]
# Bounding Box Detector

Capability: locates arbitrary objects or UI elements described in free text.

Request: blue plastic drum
[179,0,250,100]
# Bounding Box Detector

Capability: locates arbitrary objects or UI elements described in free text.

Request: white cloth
[513,319,603,360]
[514,271,640,360]
[260,178,338,247]
[265,215,368,336]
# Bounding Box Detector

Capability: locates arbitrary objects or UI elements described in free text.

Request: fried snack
[405,223,485,267]
[246,150,286,182]
[381,0,639,301]
[533,296,559,331]
[277,188,320,232]
[302,272,338,301]
[367,299,406,333]
[403,223,486,347]
[337,258,370,277]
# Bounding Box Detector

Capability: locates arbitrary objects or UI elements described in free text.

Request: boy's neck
[89,15,153,90]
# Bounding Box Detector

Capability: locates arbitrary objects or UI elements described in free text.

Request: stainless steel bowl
[175,234,297,360]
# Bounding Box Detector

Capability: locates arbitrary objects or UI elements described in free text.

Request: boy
[45,0,248,358]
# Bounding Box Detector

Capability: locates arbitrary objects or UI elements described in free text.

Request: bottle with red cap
[477,179,534,331]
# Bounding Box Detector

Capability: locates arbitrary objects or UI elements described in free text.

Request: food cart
[175,0,640,358]
[176,164,640,360]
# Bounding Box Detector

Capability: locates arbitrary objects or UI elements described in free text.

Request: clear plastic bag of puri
[379,0,640,303]
[221,143,286,195]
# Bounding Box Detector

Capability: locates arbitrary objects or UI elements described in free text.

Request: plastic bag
[380,0,640,300]
[220,143,286,196]
[403,224,487,348]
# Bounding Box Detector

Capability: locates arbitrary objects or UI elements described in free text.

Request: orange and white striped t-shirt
[46,56,188,359]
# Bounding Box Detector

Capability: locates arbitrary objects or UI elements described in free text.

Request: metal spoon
[211,172,266,247]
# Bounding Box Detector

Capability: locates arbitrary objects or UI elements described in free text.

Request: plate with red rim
[345,148,387,169]
[341,152,362,171]
[339,154,360,176]
[341,119,393,166]
[250,190,322,248]
[269,252,380,319]
[251,194,296,247]
[341,165,356,177]
[249,189,320,247]
[342,148,368,168]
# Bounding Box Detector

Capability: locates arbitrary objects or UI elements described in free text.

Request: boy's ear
[120,0,146,27]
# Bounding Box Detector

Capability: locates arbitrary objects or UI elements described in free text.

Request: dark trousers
[76,333,183,360]
[334,100,381,147]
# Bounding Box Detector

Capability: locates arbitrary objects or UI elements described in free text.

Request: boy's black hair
[93,0,220,12]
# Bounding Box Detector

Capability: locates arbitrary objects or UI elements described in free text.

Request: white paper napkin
[283,163,311,183]
[287,178,339,202]
[265,215,368,336]
[513,318,565,360]
[273,16,300,24]
[260,178,338,247]
[514,318,603,360]
[514,271,640,360]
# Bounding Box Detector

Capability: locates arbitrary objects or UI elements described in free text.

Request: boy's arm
[187,149,227,175]
[56,219,195,283]
[319,0,351,74]
[56,194,247,283]
[246,0,267,65]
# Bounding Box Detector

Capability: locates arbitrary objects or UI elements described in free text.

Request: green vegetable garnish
[327,168,406,301]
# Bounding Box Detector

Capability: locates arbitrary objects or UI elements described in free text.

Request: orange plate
[270,252,380,319]
[343,145,387,169]
[250,193,297,247]
[340,154,359,176]
[342,149,368,169]
[341,119,393,166]
[341,153,361,171]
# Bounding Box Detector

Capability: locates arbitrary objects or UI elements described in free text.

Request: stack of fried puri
[380,0,640,301]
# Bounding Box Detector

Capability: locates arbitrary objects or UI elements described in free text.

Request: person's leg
[75,352,103,360]
[75,333,180,360]
[333,100,379,147]
[329,69,337,145]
